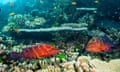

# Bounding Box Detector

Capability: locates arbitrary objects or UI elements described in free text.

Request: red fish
[86,36,113,53]
[10,44,59,59]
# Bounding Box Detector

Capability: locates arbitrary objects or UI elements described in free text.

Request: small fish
[14,29,19,33]
[94,0,99,4]
[10,44,60,60]
[71,1,77,5]
[86,36,113,53]
[9,12,15,16]
[40,0,44,4]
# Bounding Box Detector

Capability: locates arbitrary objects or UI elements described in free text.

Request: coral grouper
[86,36,114,53]
[10,44,60,60]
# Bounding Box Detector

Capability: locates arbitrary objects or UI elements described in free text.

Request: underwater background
[0,0,120,72]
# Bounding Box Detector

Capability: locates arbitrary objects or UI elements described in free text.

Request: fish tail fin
[10,52,21,60]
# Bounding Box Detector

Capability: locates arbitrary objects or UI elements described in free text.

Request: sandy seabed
[90,59,120,72]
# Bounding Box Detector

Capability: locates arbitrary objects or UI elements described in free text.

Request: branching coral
[36,66,61,72]
[61,56,99,72]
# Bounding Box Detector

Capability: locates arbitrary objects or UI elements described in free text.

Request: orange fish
[13,29,19,33]
[86,36,113,53]
[10,44,60,60]
[71,1,77,5]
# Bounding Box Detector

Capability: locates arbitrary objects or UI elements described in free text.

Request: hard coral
[61,56,99,72]
[2,22,18,32]
[34,17,46,26]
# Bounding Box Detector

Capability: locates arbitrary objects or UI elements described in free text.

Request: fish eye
[92,38,96,41]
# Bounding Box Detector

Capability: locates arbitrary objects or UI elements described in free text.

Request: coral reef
[0,0,120,72]
[34,17,46,26]
[61,56,99,72]
[87,30,105,37]
[2,22,18,32]
[0,56,101,72]
[2,13,47,33]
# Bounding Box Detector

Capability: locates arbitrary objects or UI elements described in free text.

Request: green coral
[57,53,66,60]
[52,22,59,27]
